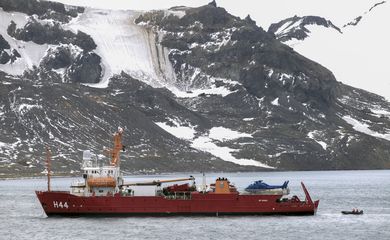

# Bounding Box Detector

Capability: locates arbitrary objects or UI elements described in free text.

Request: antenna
[46,146,51,192]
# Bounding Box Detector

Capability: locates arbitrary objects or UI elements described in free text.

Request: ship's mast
[110,127,124,166]
[46,146,51,192]
[202,172,207,192]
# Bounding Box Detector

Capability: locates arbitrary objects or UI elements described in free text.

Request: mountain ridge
[1,0,390,178]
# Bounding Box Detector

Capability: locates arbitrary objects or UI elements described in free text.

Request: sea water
[0,170,389,240]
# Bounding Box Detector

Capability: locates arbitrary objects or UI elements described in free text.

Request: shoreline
[1,169,389,181]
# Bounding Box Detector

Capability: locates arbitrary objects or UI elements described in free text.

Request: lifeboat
[87,177,116,187]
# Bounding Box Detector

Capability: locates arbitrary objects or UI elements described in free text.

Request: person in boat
[352,208,360,213]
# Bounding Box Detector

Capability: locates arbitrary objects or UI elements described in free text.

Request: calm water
[0,170,389,240]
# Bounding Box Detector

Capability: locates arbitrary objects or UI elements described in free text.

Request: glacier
[66,8,176,88]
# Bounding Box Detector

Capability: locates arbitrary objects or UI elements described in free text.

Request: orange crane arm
[110,127,124,166]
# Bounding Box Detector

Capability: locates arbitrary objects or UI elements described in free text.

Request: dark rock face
[0,34,10,50]
[369,1,386,11]
[0,34,11,63]
[66,52,102,83]
[0,51,10,64]
[7,19,96,51]
[208,0,217,7]
[0,0,84,23]
[40,45,74,70]
[268,15,342,42]
[12,49,20,58]
[136,5,338,107]
[37,44,102,84]
[73,31,97,52]
[0,34,20,64]
[244,14,256,25]
[343,16,362,27]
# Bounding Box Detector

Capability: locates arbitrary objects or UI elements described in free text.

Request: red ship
[36,128,319,216]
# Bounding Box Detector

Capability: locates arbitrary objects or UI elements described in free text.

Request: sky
[51,0,389,99]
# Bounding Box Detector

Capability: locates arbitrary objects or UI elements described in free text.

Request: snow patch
[156,119,272,168]
[191,136,273,168]
[268,150,306,158]
[271,97,280,106]
[343,115,390,141]
[370,108,390,117]
[208,127,252,141]
[52,67,67,77]
[243,118,254,121]
[170,85,235,98]
[207,27,237,52]
[17,104,42,114]
[170,73,239,98]
[307,130,327,150]
[155,120,195,140]
[164,9,186,19]
[267,68,274,77]
[275,19,303,36]
[155,120,276,166]
[189,127,273,168]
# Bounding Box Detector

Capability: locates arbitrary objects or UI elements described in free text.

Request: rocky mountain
[343,1,385,27]
[268,1,387,42]
[268,0,390,100]
[1,0,390,178]
[268,15,342,42]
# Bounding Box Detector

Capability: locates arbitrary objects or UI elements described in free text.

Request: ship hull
[36,191,319,217]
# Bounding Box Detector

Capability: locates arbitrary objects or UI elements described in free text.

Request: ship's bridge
[81,150,120,178]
